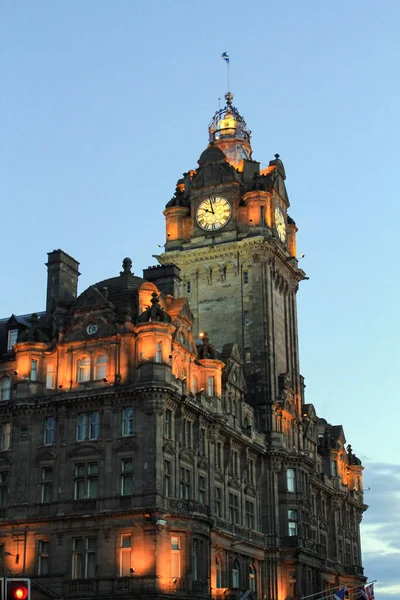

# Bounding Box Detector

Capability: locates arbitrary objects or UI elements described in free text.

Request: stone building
[0,95,367,600]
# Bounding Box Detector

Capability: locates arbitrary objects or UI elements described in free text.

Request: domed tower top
[208,92,252,169]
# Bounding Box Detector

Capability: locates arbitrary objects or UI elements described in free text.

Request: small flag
[334,587,347,600]
[360,583,375,600]
[221,52,230,64]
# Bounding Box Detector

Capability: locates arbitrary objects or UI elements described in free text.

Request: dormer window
[7,329,18,352]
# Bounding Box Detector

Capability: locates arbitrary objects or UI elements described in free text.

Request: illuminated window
[229,493,239,523]
[216,555,223,588]
[179,467,191,499]
[156,342,162,363]
[288,571,296,598]
[121,407,133,436]
[164,460,171,497]
[207,376,214,396]
[232,559,240,588]
[7,329,18,352]
[288,509,298,536]
[72,537,96,579]
[76,412,99,441]
[120,534,132,576]
[46,364,56,389]
[94,354,107,380]
[74,462,98,499]
[287,468,296,492]
[171,536,181,578]
[41,467,53,503]
[243,270,248,285]
[0,423,10,451]
[249,564,256,592]
[0,377,11,402]
[0,471,8,507]
[246,500,255,529]
[44,416,55,445]
[164,410,172,439]
[37,540,50,575]
[121,458,134,495]
[77,356,91,382]
[243,310,249,325]
[31,358,38,381]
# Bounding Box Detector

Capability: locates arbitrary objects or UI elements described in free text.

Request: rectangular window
[0,472,8,507]
[38,540,50,575]
[46,364,56,389]
[171,536,181,578]
[288,509,298,536]
[229,493,239,523]
[244,310,249,325]
[179,467,191,499]
[165,410,172,439]
[164,460,171,497]
[199,475,206,504]
[31,358,38,381]
[248,459,255,485]
[156,341,162,363]
[186,281,191,294]
[245,500,255,529]
[183,419,192,448]
[44,416,55,445]
[199,428,206,455]
[41,467,53,503]
[0,423,11,451]
[331,460,338,476]
[121,458,133,495]
[122,407,133,436]
[76,412,99,441]
[287,468,296,492]
[207,376,214,396]
[74,462,98,500]
[231,450,239,477]
[215,487,222,517]
[7,329,18,352]
[245,348,251,363]
[215,442,222,469]
[72,537,96,579]
[260,205,265,225]
[120,534,132,576]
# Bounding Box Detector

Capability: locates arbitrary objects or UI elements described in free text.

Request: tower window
[186,281,191,294]
[287,468,296,492]
[243,270,248,285]
[7,329,18,352]
[245,348,251,363]
[156,341,162,363]
[243,310,249,325]
[46,363,56,389]
[260,205,265,225]
[207,376,214,396]
[31,359,38,381]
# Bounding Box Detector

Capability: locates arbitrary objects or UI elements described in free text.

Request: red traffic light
[13,588,28,600]
[6,579,30,600]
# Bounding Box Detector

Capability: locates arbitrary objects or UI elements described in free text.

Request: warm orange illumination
[219,112,236,133]
[260,165,276,176]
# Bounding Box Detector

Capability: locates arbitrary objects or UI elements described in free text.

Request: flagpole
[301,581,377,600]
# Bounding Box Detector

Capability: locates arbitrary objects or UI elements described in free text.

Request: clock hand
[209,199,215,215]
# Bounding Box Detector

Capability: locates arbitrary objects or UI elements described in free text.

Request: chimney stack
[46,249,80,313]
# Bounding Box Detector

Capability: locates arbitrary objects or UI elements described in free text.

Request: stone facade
[0,96,367,600]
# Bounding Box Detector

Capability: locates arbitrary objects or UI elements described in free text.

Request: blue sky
[1,1,399,595]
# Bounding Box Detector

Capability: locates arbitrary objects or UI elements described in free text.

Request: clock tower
[158,92,306,435]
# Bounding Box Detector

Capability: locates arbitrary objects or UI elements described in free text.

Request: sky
[1,1,399,596]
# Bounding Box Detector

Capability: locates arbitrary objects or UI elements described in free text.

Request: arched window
[46,364,56,389]
[77,356,91,382]
[216,554,223,588]
[249,563,256,592]
[94,354,107,380]
[0,376,11,401]
[232,559,240,589]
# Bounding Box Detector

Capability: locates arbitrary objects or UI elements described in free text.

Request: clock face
[196,196,232,231]
[275,207,286,242]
